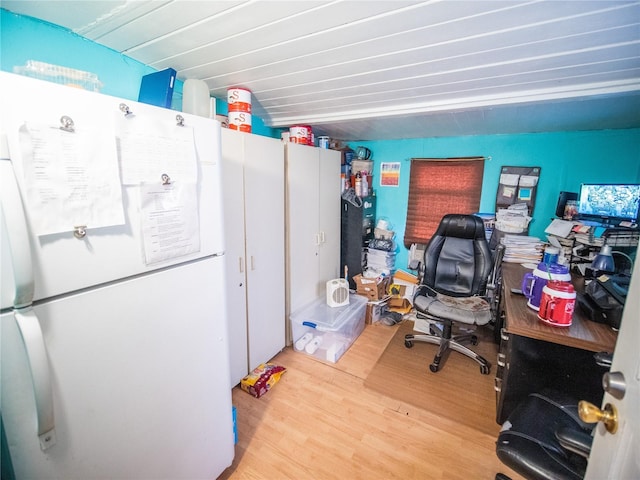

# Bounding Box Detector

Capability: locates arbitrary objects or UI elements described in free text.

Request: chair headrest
[435,214,485,240]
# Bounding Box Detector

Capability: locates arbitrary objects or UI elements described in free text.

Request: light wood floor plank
[219,322,525,480]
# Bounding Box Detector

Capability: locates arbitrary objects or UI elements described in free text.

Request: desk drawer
[494,329,510,423]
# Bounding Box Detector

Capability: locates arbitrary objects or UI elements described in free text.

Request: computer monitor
[577,183,640,225]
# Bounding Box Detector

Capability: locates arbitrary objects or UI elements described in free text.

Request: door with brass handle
[582,259,639,479]
[578,401,618,434]
[577,371,626,436]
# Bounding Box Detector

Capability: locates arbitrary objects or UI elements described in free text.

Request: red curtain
[404,157,485,248]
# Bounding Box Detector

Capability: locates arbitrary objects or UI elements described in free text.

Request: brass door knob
[578,401,618,434]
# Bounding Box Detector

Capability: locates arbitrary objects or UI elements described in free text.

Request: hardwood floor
[219,322,525,480]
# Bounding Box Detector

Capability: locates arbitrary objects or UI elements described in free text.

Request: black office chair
[404,214,495,374]
[495,390,594,480]
[495,352,612,480]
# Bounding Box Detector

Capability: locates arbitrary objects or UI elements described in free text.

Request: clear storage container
[290,294,367,363]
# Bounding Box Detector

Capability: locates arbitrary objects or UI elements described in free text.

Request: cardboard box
[354,274,389,301]
[388,298,413,314]
[365,300,387,324]
[387,283,407,307]
[393,270,419,284]
[391,270,419,303]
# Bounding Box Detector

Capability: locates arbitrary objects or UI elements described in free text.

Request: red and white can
[289,125,310,144]
[228,111,252,133]
[304,125,313,145]
[227,87,252,114]
[537,281,576,327]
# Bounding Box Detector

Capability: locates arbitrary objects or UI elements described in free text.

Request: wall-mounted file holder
[495,165,541,215]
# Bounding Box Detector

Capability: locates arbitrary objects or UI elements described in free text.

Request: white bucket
[228,111,251,133]
[227,87,252,113]
[183,79,211,118]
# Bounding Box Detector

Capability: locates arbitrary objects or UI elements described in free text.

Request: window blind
[404,157,485,248]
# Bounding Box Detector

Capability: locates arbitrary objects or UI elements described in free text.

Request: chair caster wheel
[480,365,490,375]
[471,335,478,345]
[405,340,413,348]
[429,363,439,373]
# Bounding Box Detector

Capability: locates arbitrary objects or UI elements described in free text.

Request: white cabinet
[285,143,341,318]
[221,129,285,386]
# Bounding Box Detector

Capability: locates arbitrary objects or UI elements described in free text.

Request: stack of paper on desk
[500,235,544,263]
[365,247,396,275]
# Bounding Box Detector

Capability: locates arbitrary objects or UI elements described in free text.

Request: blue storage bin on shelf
[290,294,367,363]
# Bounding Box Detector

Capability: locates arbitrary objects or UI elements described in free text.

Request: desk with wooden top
[495,263,618,424]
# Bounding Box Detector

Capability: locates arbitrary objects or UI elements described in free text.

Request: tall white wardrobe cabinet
[221,129,285,386]
[285,143,342,319]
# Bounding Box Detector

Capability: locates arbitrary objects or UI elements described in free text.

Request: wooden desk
[501,264,617,352]
[495,263,618,424]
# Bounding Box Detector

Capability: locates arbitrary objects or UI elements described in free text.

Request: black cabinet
[341,195,376,290]
[495,330,607,424]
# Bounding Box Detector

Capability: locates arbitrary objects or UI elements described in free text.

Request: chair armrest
[555,427,593,459]
[414,284,436,299]
[594,351,613,368]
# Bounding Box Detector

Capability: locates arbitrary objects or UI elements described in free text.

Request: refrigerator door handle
[14,307,57,450]
[0,153,35,308]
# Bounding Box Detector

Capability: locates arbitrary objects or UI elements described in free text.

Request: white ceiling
[4,0,640,141]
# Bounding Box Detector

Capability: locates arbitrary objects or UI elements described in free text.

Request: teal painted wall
[351,129,640,269]
[3,9,639,271]
[0,9,277,138]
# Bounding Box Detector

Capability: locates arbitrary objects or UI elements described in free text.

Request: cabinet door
[286,143,322,314]
[317,148,341,293]
[220,129,249,386]
[244,135,285,370]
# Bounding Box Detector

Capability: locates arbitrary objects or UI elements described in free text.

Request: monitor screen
[578,184,640,224]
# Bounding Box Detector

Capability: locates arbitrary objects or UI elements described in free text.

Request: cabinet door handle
[319,231,325,244]
[251,256,255,270]
[315,233,321,246]
[500,329,509,342]
[497,353,506,367]
[239,257,244,273]
[15,308,56,450]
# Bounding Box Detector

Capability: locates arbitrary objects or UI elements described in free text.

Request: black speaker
[555,191,578,218]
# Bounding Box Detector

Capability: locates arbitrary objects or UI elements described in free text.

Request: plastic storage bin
[290,294,367,363]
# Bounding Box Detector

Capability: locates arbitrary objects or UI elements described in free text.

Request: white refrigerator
[0,72,235,479]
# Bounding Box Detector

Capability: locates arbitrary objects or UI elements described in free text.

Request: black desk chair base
[404,317,492,375]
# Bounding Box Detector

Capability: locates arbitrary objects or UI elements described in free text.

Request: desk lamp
[590,246,636,276]
[590,245,615,274]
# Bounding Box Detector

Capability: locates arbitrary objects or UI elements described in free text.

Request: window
[404,157,485,248]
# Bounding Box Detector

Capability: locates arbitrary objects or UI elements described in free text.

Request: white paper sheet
[116,113,198,185]
[18,122,124,236]
[519,175,539,187]
[544,219,575,238]
[140,182,200,264]
[499,173,520,186]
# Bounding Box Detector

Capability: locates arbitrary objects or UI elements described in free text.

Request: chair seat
[496,391,592,480]
[413,286,491,325]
